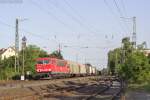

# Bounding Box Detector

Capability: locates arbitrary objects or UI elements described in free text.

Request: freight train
[35,57,99,79]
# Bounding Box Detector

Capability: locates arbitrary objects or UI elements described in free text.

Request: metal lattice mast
[132,16,136,48]
[15,18,19,72]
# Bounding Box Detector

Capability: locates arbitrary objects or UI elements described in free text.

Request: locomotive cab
[36,58,52,73]
[35,58,70,79]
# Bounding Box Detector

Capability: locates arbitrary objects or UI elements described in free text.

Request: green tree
[0,45,49,80]
[108,37,150,83]
[19,45,49,74]
[121,51,150,82]
[0,56,18,80]
[49,50,63,59]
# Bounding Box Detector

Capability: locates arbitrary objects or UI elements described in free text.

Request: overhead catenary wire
[103,0,130,36]
[0,1,116,68]
[47,0,98,35]
[0,17,96,49]
[0,17,58,53]
[0,1,118,48]
[120,0,132,33]
[62,0,103,35]
[113,0,124,17]
[103,0,127,34]
[0,17,51,41]
[31,0,114,43]
[63,44,116,49]
[30,0,113,51]
[112,0,130,33]
[30,0,77,33]
[0,17,104,51]
[121,0,127,17]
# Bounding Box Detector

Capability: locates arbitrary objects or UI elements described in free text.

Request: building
[143,49,150,56]
[0,47,15,60]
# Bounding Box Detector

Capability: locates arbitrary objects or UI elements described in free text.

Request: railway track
[0,76,122,100]
[83,81,121,100]
[0,76,98,90]
[83,85,109,100]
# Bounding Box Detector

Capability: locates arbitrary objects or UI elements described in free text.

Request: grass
[128,82,150,92]
[141,83,150,92]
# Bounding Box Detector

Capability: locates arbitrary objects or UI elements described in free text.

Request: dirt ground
[0,76,121,100]
[0,77,106,100]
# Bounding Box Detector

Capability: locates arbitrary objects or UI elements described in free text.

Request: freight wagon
[67,60,80,76]
[79,64,86,76]
[91,67,96,75]
[85,64,92,75]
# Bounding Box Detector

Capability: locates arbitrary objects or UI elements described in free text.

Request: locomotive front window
[43,60,49,64]
[37,60,49,64]
[37,60,43,64]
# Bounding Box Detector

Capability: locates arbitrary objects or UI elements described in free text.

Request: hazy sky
[0,0,149,69]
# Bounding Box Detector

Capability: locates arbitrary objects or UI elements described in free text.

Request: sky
[0,0,150,70]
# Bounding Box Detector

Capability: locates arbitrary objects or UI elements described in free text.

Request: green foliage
[0,56,18,80]
[108,48,122,75]
[49,50,63,59]
[0,45,49,80]
[19,45,49,74]
[0,44,65,80]
[121,51,150,82]
[108,37,150,83]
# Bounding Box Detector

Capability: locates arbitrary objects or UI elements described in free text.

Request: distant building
[143,49,150,56]
[0,47,15,60]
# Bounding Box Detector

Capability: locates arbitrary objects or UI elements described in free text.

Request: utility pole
[15,18,19,73]
[120,16,137,48]
[21,36,27,80]
[76,53,78,63]
[132,16,136,49]
[115,51,118,74]
[58,43,61,54]
[84,58,86,64]
[14,18,28,73]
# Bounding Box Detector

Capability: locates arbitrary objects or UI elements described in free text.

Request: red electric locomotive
[35,58,70,79]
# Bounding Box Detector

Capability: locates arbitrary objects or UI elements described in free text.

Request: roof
[0,48,7,55]
[0,46,15,55]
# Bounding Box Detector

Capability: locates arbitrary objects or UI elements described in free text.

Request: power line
[120,0,132,33]
[121,0,127,17]
[63,0,103,35]
[0,18,82,50]
[63,44,115,49]
[0,18,83,48]
[103,0,131,36]
[30,0,77,33]
[47,0,98,35]
[113,0,124,17]
[103,0,127,34]
[112,0,130,33]
[0,18,62,53]
[0,17,50,41]
[31,0,111,46]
